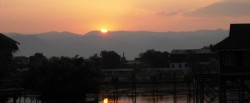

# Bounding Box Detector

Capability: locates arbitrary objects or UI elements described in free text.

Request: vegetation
[1,49,174,102]
[137,49,170,68]
[22,53,102,102]
[100,50,123,68]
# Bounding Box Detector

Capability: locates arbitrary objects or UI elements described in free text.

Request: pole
[173,72,177,103]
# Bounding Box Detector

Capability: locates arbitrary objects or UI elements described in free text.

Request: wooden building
[212,24,250,103]
[0,33,21,102]
[0,33,19,66]
[212,24,250,75]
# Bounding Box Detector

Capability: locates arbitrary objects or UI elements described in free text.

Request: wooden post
[173,72,177,103]
[134,73,136,103]
[131,72,136,103]
[219,77,226,103]
[187,79,191,103]
[200,80,204,103]
[239,77,244,103]
[112,77,116,103]
[116,77,118,103]
[156,73,158,103]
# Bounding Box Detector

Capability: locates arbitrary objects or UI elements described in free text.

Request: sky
[0,0,250,34]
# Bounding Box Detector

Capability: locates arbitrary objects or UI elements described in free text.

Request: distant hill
[7,29,228,59]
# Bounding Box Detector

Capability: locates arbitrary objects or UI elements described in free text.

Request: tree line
[2,49,170,103]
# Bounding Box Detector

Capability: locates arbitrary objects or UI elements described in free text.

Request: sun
[101,28,108,33]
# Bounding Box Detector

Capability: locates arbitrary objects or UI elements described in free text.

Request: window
[243,53,250,66]
[222,53,236,66]
[171,64,175,68]
[179,64,182,68]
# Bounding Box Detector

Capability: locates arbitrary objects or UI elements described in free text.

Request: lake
[98,95,190,103]
[7,95,191,103]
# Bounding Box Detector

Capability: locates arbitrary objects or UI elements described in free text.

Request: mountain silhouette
[8,29,228,59]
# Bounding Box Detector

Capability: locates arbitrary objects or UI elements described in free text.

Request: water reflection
[7,95,190,103]
[103,98,108,103]
[99,95,189,103]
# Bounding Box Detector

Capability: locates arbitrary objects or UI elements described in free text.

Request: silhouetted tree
[29,53,48,67]
[88,54,102,67]
[100,51,122,68]
[23,55,102,103]
[137,49,169,68]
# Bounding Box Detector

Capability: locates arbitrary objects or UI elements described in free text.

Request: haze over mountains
[7,30,228,59]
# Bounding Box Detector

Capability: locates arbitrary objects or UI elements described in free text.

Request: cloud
[186,1,250,17]
[157,11,178,17]
[157,10,186,17]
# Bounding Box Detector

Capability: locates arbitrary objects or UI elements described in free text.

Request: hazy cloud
[186,1,250,17]
[157,10,185,17]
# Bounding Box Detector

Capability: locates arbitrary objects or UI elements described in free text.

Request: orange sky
[0,0,250,34]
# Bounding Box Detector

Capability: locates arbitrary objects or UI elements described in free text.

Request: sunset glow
[101,28,108,33]
[0,0,250,34]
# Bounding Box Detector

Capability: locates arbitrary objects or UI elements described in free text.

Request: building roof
[212,24,250,51]
[170,53,214,63]
[170,54,188,63]
[171,48,212,54]
[170,48,214,63]
[0,33,20,51]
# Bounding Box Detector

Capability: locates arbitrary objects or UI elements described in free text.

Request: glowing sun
[101,28,108,33]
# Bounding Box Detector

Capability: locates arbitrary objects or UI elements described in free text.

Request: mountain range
[6,30,228,59]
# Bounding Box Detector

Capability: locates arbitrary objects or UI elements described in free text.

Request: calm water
[7,95,190,103]
[98,95,189,103]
